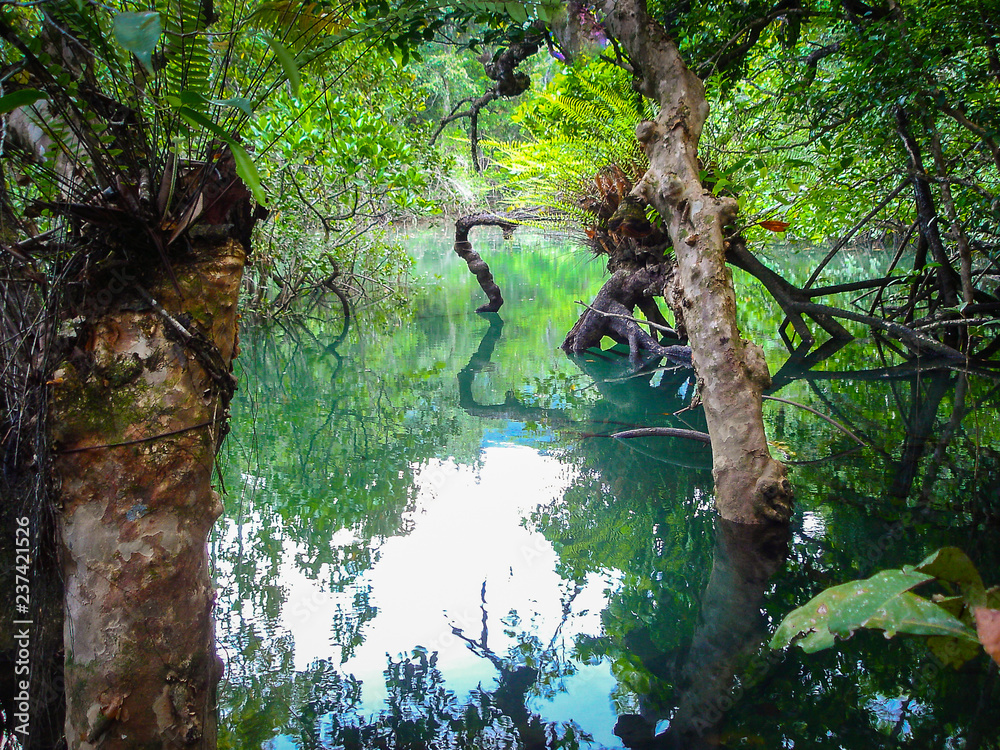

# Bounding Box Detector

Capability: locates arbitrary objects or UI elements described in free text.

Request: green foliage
[772,547,998,668]
[489,61,654,230]
[111,11,160,72]
[241,53,440,313]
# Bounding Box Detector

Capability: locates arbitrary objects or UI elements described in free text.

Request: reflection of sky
[277,445,624,748]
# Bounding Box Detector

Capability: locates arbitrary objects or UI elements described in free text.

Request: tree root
[562,265,691,364]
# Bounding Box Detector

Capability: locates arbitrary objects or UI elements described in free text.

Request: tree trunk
[48,236,244,749]
[596,0,792,523]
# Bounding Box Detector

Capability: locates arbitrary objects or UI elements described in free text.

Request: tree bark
[596,0,792,523]
[48,236,244,750]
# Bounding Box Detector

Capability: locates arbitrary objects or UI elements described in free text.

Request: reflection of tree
[453,308,1000,748]
[611,520,789,749]
[219,312,469,585]
[224,645,589,750]
[447,579,591,750]
[215,292,1000,749]
[458,313,711,471]
[216,313,496,748]
[457,312,575,428]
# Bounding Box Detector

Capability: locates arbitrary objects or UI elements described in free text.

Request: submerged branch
[761,395,867,445]
[605,426,711,442]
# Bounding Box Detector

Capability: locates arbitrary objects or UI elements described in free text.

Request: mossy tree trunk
[596,0,793,524]
[48,236,245,749]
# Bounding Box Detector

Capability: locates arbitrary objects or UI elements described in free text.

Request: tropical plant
[489,61,655,237]
[772,547,1000,668]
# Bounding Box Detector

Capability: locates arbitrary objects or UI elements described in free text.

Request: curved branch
[454,212,524,312]
[428,32,542,171]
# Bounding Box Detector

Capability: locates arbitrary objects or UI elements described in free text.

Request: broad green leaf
[988,587,1000,609]
[927,633,982,668]
[771,569,934,651]
[505,1,529,23]
[113,11,161,73]
[265,35,301,99]
[0,89,45,114]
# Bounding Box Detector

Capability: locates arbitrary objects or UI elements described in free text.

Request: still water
[215,231,999,749]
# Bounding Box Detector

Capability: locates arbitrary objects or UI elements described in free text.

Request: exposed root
[562,264,691,364]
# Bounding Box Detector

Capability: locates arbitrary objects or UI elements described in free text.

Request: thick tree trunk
[596,0,793,523]
[48,237,244,749]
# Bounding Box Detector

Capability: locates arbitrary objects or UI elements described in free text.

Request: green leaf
[913,547,986,606]
[228,141,266,207]
[505,1,529,23]
[0,89,46,114]
[211,97,255,118]
[772,567,981,653]
[927,633,982,668]
[770,569,934,652]
[265,35,301,99]
[113,11,161,73]
[864,591,979,640]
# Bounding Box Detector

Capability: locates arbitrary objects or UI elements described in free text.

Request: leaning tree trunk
[48,236,244,749]
[596,0,793,524]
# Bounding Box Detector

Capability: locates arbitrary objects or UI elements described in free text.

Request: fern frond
[248,1,350,43]
[491,61,655,246]
[159,0,213,104]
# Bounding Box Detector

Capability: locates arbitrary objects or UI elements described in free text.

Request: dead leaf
[974,607,1000,665]
[759,220,790,232]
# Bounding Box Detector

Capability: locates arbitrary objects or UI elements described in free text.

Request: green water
[215,231,999,749]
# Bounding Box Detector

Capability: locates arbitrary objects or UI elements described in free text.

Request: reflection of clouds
[272,445,619,738]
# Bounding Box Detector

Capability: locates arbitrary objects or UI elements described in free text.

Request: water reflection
[611,520,789,749]
[217,233,999,749]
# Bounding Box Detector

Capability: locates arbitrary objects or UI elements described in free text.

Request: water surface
[216,231,999,749]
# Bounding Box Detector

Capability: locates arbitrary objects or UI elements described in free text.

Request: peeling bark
[49,237,244,750]
[596,0,793,523]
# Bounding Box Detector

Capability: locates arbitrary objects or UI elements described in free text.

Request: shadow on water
[214,234,1000,750]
